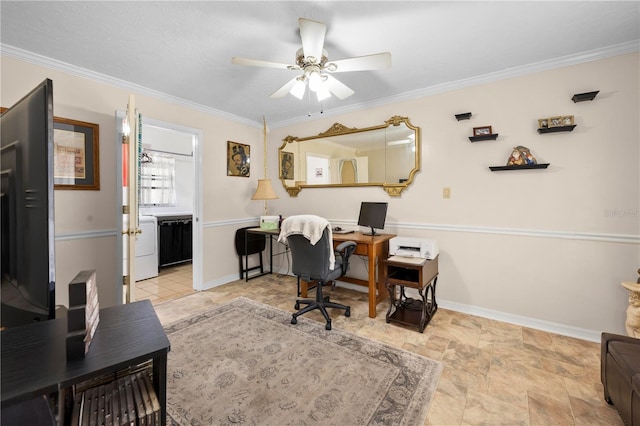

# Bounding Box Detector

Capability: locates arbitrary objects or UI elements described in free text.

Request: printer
[389,236,439,260]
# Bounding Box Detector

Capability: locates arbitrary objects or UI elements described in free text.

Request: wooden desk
[300,232,395,318]
[1,300,170,425]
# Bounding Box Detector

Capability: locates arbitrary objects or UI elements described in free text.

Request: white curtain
[338,159,358,183]
[140,152,177,206]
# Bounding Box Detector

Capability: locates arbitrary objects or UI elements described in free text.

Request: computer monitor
[357,202,388,236]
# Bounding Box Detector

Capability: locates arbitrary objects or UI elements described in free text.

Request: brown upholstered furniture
[601,332,640,425]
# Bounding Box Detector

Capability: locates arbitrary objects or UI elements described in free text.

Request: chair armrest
[335,241,356,256]
[335,241,357,275]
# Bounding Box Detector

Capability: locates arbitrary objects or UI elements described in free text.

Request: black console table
[1,300,170,425]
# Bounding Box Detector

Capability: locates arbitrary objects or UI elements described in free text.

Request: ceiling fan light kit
[232,18,390,102]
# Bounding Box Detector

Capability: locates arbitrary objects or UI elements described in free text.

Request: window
[139,152,177,206]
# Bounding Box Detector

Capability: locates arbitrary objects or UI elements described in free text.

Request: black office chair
[234,226,266,280]
[286,227,356,330]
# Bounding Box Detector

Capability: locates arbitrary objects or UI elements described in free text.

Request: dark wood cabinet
[385,256,439,333]
[1,300,170,425]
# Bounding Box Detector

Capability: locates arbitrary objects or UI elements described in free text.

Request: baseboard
[436,299,601,343]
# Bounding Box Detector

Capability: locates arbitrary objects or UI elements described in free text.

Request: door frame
[115,112,203,298]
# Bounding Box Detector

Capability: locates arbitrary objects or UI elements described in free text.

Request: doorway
[117,113,203,305]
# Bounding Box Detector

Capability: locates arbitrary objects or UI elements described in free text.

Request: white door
[119,95,141,303]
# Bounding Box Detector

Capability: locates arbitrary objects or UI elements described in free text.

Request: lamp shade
[251,179,278,200]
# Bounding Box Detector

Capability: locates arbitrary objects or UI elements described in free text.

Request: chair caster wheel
[294,302,300,309]
[325,321,332,330]
[345,308,351,317]
[291,316,297,325]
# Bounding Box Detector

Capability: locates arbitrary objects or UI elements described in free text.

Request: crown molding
[273,39,640,128]
[0,44,260,128]
[3,40,638,130]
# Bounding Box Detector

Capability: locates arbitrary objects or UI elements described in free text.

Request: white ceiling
[1,1,638,127]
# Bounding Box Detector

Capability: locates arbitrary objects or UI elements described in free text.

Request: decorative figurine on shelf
[507,146,537,166]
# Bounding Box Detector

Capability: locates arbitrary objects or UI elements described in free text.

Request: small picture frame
[227,141,250,177]
[280,151,294,180]
[473,126,492,136]
[538,118,548,129]
[548,116,563,128]
[561,115,574,126]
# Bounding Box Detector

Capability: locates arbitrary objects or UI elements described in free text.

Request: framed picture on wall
[227,141,250,177]
[53,117,100,190]
[0,108,99,190]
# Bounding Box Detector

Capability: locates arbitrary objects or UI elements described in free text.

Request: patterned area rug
[164,297,443,425]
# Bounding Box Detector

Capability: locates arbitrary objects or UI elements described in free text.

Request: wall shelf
[455,112,472,121]
[489,163,550,171]
[469,133,498,142]
[538,125,576,134]
[572,91,599,103]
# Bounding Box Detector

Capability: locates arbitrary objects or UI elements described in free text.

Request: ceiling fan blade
[324,75,354,100]
[269,77,300,98]
[328,52,391,72]
[299,18,326,62]
[232,57,294,70]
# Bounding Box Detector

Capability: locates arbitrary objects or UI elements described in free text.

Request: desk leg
[367,244,377,318]
[244,232,249,282]
[376,243,389,305]
[300,280,309,298]
[269,235,273,274]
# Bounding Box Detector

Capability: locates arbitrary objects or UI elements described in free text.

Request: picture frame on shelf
[473,126,492,136]
[538,118,548,129]
[561,115,574,126]
[548,116,563,128]
[53,117,100,190]
[227,141,250,177]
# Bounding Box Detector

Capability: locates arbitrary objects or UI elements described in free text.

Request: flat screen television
[1,79,56,327]
[357,202,388,236]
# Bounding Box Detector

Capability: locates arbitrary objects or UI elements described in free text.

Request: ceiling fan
[232,18,391,101]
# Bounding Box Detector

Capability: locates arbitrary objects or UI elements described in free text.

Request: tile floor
[134,263,195,305]
[148,272,624,426]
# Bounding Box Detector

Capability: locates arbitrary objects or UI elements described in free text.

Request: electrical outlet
[443,187,451,199]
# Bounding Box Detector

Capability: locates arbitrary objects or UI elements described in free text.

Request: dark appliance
[157,216,192,268]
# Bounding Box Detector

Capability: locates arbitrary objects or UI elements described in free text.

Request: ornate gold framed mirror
[278,116,420,196]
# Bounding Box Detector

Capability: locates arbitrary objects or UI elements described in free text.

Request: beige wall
[1,55,264,308]
[2,52,638,339]
[268,52,639,339]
